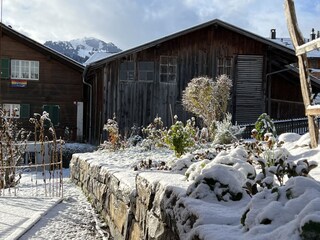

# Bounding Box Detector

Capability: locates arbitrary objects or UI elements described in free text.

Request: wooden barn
[83,19,320,144]
[0,23,84,141]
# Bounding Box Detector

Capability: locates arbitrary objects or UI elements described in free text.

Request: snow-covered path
[17,172,111,240]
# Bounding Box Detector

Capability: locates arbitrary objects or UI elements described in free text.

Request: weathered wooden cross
[284,0,320,148]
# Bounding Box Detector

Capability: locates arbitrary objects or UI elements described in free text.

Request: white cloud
[1,0,320,50]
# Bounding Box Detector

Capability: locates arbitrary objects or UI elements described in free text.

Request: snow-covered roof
[270,37,320,58]
[84,52,115,65]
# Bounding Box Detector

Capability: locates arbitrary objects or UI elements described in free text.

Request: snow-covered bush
[61,143,97,168]
[241,177,320,239]
[165,117,196,157]
[254,113,277,141]
[213,113,245,144]
[141,116,166,149]
[181,75,232,130]
[103,115,121,150]
[243,139,318,195]
[186,164,248,202]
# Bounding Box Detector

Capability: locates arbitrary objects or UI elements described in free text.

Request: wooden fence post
[284,0,319,148]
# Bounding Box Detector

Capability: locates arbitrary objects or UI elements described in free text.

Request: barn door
[235,55,264,124]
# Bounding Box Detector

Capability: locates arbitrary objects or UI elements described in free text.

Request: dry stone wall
[70,154,190,240]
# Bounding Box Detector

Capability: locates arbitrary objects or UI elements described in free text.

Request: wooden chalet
[83,19,320,144]
[0,23,84,141]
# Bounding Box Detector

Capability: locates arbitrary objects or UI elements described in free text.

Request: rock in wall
[70,153,190,240]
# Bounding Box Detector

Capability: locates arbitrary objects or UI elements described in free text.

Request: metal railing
[240,117,320,139]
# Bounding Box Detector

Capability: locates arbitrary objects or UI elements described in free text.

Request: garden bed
[70,132,320,239]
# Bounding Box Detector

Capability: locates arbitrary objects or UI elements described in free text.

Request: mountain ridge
[44,37,122,64]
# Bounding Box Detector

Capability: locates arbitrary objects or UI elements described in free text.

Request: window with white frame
[217,57,232,77]
[1,103,30,119]
[2,104,20,118]
[160,56,177,83]
[11,60,39,80]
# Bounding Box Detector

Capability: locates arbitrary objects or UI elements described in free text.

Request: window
[160,56,177,83]
[309,59,318,69]
[119,61,134,81]
[1,58,10,79]
[43,105,60,126]
[1,103,30,119]
[11,60,39,80]
[217,57,232,77]
[138,61,154,82]
[2,104,21,118]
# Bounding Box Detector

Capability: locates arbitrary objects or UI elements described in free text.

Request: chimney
[311,28,316,40]
[270,29,276,39]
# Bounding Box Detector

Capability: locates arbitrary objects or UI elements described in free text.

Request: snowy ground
[73,132,320,239]
[3,133,320,239]
[1,168,111,240]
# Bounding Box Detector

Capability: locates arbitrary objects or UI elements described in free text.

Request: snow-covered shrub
[165,117,196,157]
[141,116,166,149]
[213,113,245,144]
[241,177,320,239]
[254,113,277,141]
[61,143,97,168]
[244,144,318,195]
[181,75,232,130]
[186,164,248,202]
[103,115,121,150]
[185,159,211,181]
[0,108,31,188]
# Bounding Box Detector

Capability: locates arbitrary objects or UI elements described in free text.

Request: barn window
[160,56,177,83]
[11,60,39,80]
[120,61,134,81]
[217,57,232,77]
[138,61,154,82]
[309,59,318,69]
[0,58,10,79]
[43,105,60,126]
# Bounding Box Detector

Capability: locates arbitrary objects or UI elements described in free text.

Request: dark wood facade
[84,19,320,144]
[0,24,84,141]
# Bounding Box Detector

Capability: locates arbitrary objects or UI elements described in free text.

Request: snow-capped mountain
[44,37,122,64]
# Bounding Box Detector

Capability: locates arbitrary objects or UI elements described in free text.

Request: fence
[240,117,320,139]
[0,140,63,198]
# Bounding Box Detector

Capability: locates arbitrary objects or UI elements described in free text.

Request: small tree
[182,75,232,128]
[254,113,277,141]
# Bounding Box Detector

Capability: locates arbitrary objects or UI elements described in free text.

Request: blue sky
[2,0,320,50]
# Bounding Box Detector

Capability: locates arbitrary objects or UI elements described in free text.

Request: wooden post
[284,0,319,148]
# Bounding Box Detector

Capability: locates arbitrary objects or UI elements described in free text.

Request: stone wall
[70,154,190,240]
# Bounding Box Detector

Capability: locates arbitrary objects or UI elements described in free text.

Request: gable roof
[87,18,296,69]
[0,23,84,72]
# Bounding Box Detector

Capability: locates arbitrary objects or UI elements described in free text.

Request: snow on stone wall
[70,154,190,240]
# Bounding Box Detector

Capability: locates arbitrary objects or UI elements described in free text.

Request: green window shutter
[1,58,10,79]
[20,104,30,119]
[43,105,60,126]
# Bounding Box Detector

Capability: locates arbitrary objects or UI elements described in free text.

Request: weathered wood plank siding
[86,20,306,143]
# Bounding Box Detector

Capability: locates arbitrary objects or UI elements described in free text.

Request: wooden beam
[296,38,320,56]
[306,105,320,116]
[284,0,319,148]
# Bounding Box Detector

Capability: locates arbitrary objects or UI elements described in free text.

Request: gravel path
[19,176,111,240]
